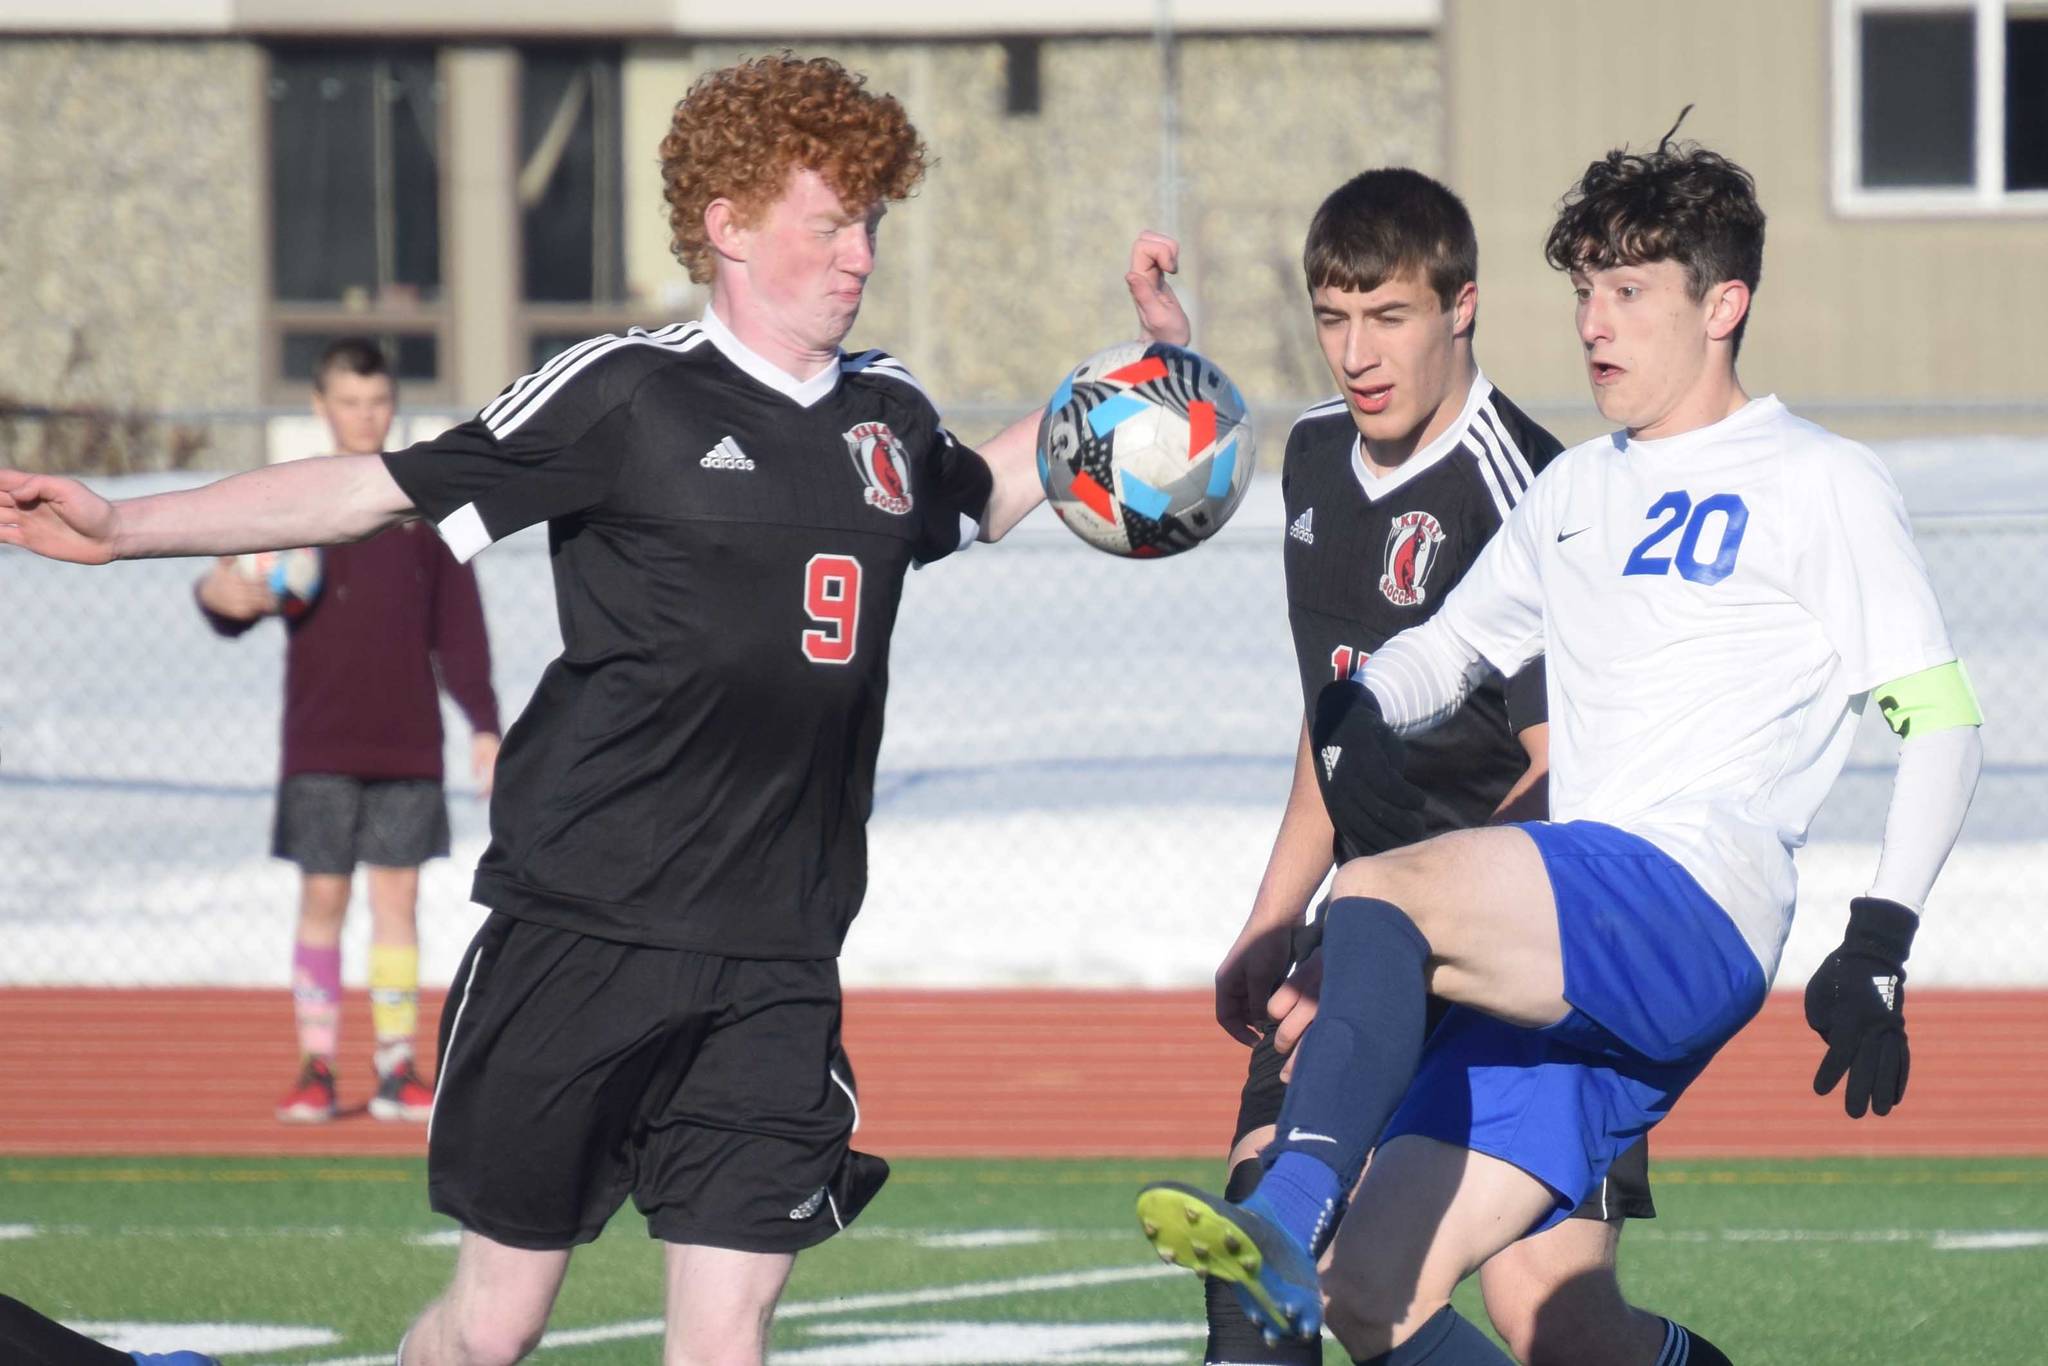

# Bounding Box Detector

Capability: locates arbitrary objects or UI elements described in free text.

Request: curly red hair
[660,53,930,284]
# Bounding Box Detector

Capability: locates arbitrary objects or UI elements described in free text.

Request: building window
[1003,39,1043,117]
[518,46,643,362]
[266,45,447,396]
[1836,0,2048,214]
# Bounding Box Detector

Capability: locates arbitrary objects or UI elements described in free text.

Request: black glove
[1309,679,1427,858]
[1804,896,1918,1118]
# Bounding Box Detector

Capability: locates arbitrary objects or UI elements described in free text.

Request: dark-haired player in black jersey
[0,53,1087,1366]
[1127,170,1727,1366]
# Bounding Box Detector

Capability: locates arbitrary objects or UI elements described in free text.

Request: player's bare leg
[400,1232,569,1366]
[297,871,351,948]
[660,1243,796,1366]
[1479,1219,1662,1366]
[1321,1136,1557,1358]
[1329,826,1564,1024]
[366,865,421,950]
[1141,828,1562,1346]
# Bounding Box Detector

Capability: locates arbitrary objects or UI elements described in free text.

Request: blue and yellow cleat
[1135,1180,1322,1344]
[130,1353,223,1365]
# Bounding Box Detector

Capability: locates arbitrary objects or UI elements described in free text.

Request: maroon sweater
[201,523,500,781]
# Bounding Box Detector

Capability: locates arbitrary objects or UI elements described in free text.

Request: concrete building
[0,0,2039,471]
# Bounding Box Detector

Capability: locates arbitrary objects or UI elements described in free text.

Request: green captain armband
[1873,660,1982,738]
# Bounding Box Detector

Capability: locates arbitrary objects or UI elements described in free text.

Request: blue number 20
[1621,491,1749,585]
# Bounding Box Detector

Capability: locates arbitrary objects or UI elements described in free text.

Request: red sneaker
[369,1061,434,1123]
[275,1057,337,1124]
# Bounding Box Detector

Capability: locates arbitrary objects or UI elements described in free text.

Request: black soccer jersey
[1282,376,1561,849]
[382,312,993,958]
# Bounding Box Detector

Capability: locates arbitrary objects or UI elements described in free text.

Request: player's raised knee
[1328,852,1404,904]
[1321,1272,1445,1360]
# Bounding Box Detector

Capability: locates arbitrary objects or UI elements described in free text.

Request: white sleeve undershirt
[1868,723,1983,914]
[1356,618,1492,737]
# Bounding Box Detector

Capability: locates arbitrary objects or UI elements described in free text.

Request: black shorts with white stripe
[428,910,886,1252]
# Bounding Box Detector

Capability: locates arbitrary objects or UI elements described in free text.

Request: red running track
[0,988,2040,1158]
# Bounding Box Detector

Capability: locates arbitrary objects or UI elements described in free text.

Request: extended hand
[1805,897,1917,1117]
[1126,230,1191,348]
[196,557,280,620]
[1214,915,1296,1046]
[0,469,119,564]
[1267,949,1324,1082]
[1310,680,1426,855]
[472,733,501,799]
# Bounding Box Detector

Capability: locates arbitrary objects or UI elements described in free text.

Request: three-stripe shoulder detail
[1462,399,1538,522]
[480,322,707,439]
[1290,396,1349,431]
[842,349,935,405]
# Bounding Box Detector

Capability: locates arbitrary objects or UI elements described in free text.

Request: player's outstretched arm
[0,456,413,564]
[1805,661,1983,1117]
[974,410,1048,542]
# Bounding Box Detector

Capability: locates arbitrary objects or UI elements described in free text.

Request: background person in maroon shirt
[194,338,500,1125]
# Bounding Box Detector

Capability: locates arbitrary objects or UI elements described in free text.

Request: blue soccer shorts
[1379,819,1767,1233]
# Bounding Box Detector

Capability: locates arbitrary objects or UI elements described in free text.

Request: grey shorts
[272,774,450,875]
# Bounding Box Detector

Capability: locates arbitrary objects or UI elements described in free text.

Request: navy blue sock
[1351,1306,1513,1364]
[1244,1151,1343,1254]
[1260,896,1431,1240]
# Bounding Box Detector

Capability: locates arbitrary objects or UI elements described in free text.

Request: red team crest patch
[843,421,913,516]
[1381,509,1446,606]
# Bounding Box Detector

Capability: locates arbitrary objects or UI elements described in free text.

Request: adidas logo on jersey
[789,1186,828,1220]
[1289,507,1315,545]
[1320,744,1342,781]
[700,436,755,471]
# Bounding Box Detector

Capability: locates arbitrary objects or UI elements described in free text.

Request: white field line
[405,1229,463,1247]
[912,1229,1057,1249]
[298,1263,1179,1366]
[1633,1226,2048,1247]
[1930,1230,2048,1251]
[151,1227,2048,1366]
[0,1224,37,1240]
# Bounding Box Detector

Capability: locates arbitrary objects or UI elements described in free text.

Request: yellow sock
[368,942,420,1069]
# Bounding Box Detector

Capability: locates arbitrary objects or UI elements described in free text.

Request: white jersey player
[1133,132,1982,1366]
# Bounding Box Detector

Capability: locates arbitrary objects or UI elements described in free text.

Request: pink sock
[291,941,342,1060]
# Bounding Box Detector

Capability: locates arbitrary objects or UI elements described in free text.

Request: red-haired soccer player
[1,53,1102,1366]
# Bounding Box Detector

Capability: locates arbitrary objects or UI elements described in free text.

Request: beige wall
[0,32,1439,471]
[0,37,266,469]
[622,35,1442,425]
[1446,0,2048,444]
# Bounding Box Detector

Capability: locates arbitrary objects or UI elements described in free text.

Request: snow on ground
[3,434,2044,988]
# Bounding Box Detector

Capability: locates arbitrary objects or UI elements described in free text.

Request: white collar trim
[698,305,842,408]
[1349,372,1493,503]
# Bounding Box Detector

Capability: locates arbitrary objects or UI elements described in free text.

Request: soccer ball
[1036,342,1255,557]
[236,547,324,619]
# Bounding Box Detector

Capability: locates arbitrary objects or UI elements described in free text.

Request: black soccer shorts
[271,774,450,874]
[1228,928,1655,1223]
[427,912,887,1252]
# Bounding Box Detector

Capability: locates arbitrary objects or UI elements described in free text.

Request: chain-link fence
[3,442,2042,992]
